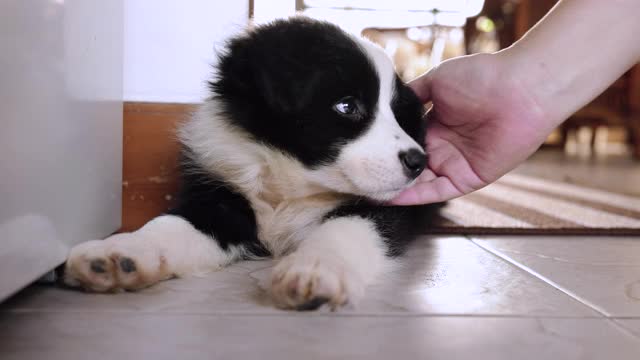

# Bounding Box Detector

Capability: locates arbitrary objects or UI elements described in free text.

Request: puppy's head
[212,17,426,201]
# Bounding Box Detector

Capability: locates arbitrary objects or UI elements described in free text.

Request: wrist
[492,48,563,132]
[494,0,640,132]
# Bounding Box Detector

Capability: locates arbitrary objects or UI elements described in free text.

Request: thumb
[389,176,462,205]
[408,70,433,104]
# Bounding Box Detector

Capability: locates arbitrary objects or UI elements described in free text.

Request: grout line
[0,308,632,319]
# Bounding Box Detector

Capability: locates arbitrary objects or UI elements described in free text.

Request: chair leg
[590,125,598,152]
[629,118,640,159]
[633,132,640,159]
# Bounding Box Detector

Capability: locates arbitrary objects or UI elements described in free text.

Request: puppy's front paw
[63,234,170,292]
[270,255,364,311]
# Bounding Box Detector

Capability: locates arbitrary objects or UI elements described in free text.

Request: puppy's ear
[212,35,318,116]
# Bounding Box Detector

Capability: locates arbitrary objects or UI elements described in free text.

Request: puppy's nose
[399,149,426,179]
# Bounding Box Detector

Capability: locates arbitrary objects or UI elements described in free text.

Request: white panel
[0,0,123,300]
[123,0,249,103]
[253,0,296,25]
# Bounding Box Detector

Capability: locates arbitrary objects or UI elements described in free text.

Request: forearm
[499,0,640,127]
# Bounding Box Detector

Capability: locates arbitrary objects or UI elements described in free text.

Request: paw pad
[89,259,107,274]
[118,257,137,273]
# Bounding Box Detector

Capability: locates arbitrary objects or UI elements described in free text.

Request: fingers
[389,176,463,206]
[408,71,433,104]
[414,168,437,183]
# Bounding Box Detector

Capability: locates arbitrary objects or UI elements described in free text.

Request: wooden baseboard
[121,102,198,231]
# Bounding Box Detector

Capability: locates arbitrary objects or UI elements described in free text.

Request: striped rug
[429,173,640,235]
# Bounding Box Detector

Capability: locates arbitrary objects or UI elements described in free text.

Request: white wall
[124,0,248,103]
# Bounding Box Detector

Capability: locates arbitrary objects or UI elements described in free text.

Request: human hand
[391,53,557,205]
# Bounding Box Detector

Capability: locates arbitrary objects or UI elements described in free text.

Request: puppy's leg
[64,215,239,292]
[270,216,389,310]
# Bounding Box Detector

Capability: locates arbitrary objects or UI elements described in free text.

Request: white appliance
[0,0,123,300]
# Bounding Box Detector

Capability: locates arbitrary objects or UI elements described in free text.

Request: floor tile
[1,312,638,360]
[354,236,597,315]
[2,237,596,317]
[513,150,640,196]
[1,261,281,315]
[471,236,640,317]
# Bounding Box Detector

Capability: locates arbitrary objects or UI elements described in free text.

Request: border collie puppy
[64,17,440,310]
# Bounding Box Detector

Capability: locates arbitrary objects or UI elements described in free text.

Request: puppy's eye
[333,97,362,119]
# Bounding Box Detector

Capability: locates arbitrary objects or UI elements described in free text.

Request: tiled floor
[2,150,640,359]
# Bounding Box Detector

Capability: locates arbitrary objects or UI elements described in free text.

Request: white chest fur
[179,102,348,257]
[250,193,343,256]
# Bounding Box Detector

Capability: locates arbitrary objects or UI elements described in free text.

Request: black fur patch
[167,154,270,258]
[210,17,380,168]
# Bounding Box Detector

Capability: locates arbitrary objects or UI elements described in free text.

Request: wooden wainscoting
[121,102,198,231]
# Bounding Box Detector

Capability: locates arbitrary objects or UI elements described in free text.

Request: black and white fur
[64,18,440,310]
